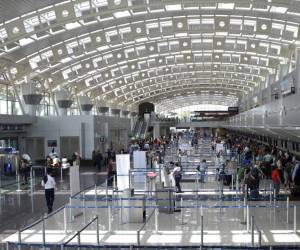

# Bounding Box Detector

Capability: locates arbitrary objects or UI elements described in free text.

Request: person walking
[42,168,56,214]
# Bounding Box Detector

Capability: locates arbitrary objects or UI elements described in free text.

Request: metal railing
[62,216,99,249]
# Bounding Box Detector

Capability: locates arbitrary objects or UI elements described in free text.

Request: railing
[8,179,298,249]
[250,215,262,247]
[17,205,66,248]
[62,216,99,249]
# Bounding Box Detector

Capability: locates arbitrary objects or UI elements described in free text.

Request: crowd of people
[214,135,300,198]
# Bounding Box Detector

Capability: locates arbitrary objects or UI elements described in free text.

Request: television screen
[48,140,57,147]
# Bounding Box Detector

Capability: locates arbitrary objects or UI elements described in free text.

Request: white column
[295,47,300,93]
[153,124,160,139]
[266,74,275,103]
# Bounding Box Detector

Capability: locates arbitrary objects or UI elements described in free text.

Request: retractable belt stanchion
[180,197,185,225]
[246,205,250,233]
[96,216,100,246]
[108,205,112,232]
[294,205,297,234]
[236,174,239,198]
[69,197,72,222]
[243,196,247,224]
[42,217,46,249]
[94,184,97,213]
[251,215,255,247]
[269,184,272,204]
[77,231,81,247]
[287,196,290,224]
[17,173,21,192]
[17,230,21,250]
[155,208,158,233]
[60,167,63,183]
[64,206,67,234]
[105,179,108,206]
[200,214,204,249]
[30,167,33,194]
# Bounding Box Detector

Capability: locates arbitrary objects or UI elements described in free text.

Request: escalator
[132,119,149,139]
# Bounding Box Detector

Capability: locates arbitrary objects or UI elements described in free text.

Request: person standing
[42,168,56,214]
[272,163,281,196]
[173,162,183,193]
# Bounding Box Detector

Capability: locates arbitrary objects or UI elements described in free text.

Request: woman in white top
[42,168,56,214]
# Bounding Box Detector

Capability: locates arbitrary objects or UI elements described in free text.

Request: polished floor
[0,166,106,248]
[2,139,300,249]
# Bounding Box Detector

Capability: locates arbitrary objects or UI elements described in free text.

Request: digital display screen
[47,140,57,147]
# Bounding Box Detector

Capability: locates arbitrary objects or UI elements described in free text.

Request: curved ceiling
[0,0,299,111]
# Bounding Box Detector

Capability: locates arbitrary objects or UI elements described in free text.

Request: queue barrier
[10,200,297,249]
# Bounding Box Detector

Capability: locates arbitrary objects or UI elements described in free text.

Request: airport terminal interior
[2,0,300,249]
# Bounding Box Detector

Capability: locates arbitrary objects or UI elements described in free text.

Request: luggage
[223,174,232,186]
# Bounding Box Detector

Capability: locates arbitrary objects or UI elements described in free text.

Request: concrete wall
[94,116,131,154]
[25,115,94,159]
[25,115,131,160]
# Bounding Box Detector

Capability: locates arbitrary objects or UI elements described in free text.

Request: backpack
[43,175,48,184]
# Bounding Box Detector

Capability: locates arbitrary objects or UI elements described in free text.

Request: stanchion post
[137,230,140,246]
[96,216,100,245]
[181,197,184,225]
[60,167,63,183]
[106,179,108,206]
[251,216,254,247]
[64,206,67,234]
[30,167,33,194]
[294,205,297,233]
[120,198,123,224]
[246,205,249,233]
[17,174,21,192]
[83,192,86,216]
[18,230,21,250]
[113,175,116,191]
[243,196,246,223]
[236,174,239,198]
[287,196,290,224]
[159,164,162,184]
[231,174,234,191]
[201,204,203,217]
[258,230,262,247]
[108,205,112,232]
[42,218,46,247]
[155,208,158,233]
[269,184,272,204]
[128,170,131,189]
[77,231,81,245]
[200,215,204,249]
[94,184,97,211]
[69,197,72,222]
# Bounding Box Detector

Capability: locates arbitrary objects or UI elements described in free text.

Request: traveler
[107,158,115,186]
[95,150,103,171]
[42,168,56,214]
[197,159,207,183]
[173,162,183,193]
[215,152,224,180]
[272,164,281,196]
